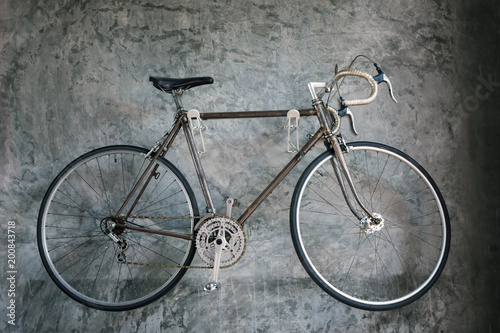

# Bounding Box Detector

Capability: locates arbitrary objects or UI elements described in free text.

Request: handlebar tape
[333,69,378,106]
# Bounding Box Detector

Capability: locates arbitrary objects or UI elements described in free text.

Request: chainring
[195,216,246,267]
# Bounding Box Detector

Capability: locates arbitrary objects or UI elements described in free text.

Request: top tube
[199,109,316,120]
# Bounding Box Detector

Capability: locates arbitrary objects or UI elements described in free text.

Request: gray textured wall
[1,0,499,332]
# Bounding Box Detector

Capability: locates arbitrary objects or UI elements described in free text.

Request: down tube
[237,128,324,225]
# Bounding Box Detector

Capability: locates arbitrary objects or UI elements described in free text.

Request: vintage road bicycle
[37,56,450,312]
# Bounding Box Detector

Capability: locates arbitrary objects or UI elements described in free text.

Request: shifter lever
[372,63,398,103]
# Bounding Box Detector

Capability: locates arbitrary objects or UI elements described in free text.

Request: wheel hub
[360,213,384,235]
[101,217,127,236]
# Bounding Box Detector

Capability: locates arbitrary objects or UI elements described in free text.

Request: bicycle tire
[290,142,450,311]
[37,145,199,311]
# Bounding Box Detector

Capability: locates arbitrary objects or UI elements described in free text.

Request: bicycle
[37,55,450,312]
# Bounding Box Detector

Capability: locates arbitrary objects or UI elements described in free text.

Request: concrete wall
[1,0,498,331]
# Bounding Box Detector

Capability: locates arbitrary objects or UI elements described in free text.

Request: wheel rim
[38,147,197,310]
[294,144,449,308]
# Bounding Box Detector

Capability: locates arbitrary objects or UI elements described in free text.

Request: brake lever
[345,108,358,135]
[337,104,358,136]
[372,63,398,103]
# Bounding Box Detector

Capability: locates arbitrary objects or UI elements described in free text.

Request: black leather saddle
[149,76,214,93]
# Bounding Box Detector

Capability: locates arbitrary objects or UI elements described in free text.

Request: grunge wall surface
[1,0,499,331]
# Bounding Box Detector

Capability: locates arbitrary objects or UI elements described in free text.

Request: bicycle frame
[114,88,373,240]
[199,109,324,225]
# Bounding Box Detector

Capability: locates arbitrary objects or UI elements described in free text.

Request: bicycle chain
[118,215,246,270]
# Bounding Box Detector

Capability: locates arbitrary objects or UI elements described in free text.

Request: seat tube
[182,117,216,213]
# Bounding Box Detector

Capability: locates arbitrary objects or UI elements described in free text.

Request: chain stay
[118,215,246,270]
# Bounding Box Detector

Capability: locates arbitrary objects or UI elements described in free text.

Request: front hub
[359,213,384,235]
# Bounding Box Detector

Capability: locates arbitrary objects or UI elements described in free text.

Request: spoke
[369,153,390,211]
[338,231,367,290]
[136,190,185,215]
[90,243,109,295]
[45,223,100,232]
[47,211,98,219]
[49,231,105,259]
[364,233,399,298]
[305,177,360,227]
[72,168,112,215]
[135,170,173,213]
[124,236,186,266]
[383,217,443,248]
[55,184,102,221]
[300,209,350,217]
[96,158,113,215]
[64,238,113,280]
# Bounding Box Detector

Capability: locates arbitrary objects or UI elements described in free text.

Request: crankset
[196,198,246,291]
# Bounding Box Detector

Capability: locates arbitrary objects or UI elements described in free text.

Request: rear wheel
[37,145,198,311]
[290,142,450,310]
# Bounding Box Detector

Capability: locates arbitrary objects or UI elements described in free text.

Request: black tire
[290,142,450,311]
[37,145,199,311]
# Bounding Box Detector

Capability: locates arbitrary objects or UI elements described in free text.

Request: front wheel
[290,142,450,311]
[37,145,199,311]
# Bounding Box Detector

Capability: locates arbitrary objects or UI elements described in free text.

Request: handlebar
[312,69,378,105]
[314,61,397,106]
[308,58,397,136]
[332,69,378,106]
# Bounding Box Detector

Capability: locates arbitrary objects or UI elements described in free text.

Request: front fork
[313,97,380,225]
[327,135,381,225]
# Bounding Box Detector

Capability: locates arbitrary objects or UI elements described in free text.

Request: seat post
[172,89,184,111]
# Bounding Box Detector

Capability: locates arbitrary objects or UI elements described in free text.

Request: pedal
[204,281,220,291]
[187,109,207,154]
[285,109,300,153]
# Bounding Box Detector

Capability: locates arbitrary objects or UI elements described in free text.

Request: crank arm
[204,231,225,291]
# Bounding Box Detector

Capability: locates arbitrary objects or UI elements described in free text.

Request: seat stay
[114,117,184,219]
